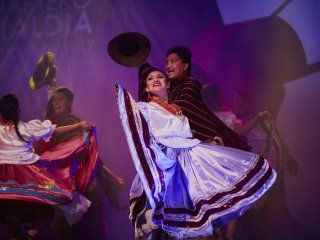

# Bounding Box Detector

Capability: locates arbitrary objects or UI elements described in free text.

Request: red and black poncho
[169,74,251,152]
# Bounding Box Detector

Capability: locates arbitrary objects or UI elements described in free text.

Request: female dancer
[117,66,276,239]
[0,94,97,239]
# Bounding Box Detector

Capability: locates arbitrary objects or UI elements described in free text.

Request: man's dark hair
[166,46,192,75]
[236,92,253,106]
[55,87,74,102]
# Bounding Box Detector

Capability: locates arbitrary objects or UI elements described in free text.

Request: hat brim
[108,32,151,67]
[29,52,56,90]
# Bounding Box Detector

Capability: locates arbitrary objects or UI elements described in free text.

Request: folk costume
[117,84,276,239]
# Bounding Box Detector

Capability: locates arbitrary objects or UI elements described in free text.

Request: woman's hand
[115,82,119,97]
[256,111,269,122]
[77,121,92,131]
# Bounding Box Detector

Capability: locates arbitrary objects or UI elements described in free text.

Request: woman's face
[52,92,71,115]
[145,71,169,98]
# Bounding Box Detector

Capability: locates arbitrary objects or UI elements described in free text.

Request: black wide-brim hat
[29,52,57,90]
[108,32,151,67]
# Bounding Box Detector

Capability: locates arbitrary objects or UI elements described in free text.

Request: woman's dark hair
[166,46,192,75]
[140,69,168,102]
[45,87,74,120]
[0,94,28,142]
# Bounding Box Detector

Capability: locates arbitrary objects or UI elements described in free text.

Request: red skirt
[0,163,73,205]
[0,130,99,221]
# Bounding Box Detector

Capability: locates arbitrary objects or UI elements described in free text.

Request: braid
[0,94,28,143]
[13,120,28,143]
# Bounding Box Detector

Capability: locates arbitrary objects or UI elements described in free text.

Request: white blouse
[0,119,55,164]
[137,102,200,148]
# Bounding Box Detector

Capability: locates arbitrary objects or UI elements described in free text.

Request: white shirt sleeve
[19,119,56,142]
[140,102,200,148]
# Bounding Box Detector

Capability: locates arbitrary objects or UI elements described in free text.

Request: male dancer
[139,46,250,152]
[137,47,252,240]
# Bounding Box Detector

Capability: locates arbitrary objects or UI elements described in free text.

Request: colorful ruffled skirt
[129,143,276,239]
[117,86,276,239]
[0,129,99,224]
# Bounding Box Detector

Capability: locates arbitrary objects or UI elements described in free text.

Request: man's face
[166,53,188,80]
[52,92,71,115]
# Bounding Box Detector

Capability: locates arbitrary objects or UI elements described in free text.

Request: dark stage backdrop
[0,0,319,239]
